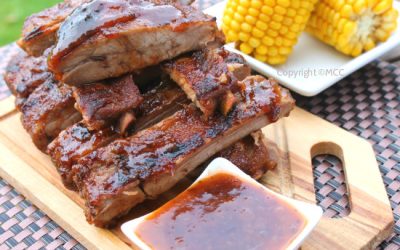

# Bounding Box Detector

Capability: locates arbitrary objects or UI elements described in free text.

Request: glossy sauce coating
[47,122,118,189]
[52,0,182,67]
[136,173,306,250]
[163,48,251,117]
[73,75,143,130]
[4,49,52,109]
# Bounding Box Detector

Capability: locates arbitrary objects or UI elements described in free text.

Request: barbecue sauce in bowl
[135,173,306,250]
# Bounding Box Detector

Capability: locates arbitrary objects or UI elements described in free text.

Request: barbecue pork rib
[48,79,187,190]
[135,77,188,130]
[4,49,52,109]
[189,131,277,181]
[215,130,276,179]
[47,0,221,85]
[73,75,294,227]
[18,0,196,57]
[18,0,91,57]
[21,79,82,152]
[73,75,143,131]
[163,48,251,117]
[48,122,119,190]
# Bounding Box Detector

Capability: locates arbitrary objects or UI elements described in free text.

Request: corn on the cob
[222,0,318,65]
[307,0,398,57]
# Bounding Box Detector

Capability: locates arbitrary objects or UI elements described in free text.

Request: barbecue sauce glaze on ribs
[20,79,82,152]
[4,49,52,109]
[73,75,143,131]
[18,0,92,57]
[163,48,251,117]
[48,79,187,190]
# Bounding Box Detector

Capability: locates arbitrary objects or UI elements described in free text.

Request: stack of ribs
[5,0,295,227]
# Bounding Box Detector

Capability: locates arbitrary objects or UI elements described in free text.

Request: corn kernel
[256,45,268,55]
[264,0,276,7]
[275,6,286,15]
[261,6,274,15]
[245,15,257,25]
[230,20,241,31]
[239,32,250,42]
[277,0,290,8]
[252,28,264,38]
[254,53,267,62]
[240,43,253,54]
[249,37,261,47]
[250,0,263,9]
[262,36,274,46]
[241,22,252,32]
[248,8,260,17]
[373,0,392,14]
[270,21,282,30]
[255,20,268,31]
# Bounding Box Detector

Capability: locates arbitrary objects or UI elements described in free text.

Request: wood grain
[0,106,393,250]
[0,96,16,119]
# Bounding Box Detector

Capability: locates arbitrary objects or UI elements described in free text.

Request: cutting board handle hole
[311,142,351,218]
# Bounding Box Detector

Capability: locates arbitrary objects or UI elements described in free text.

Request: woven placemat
[294,60,400,249]
[0,1,399,249]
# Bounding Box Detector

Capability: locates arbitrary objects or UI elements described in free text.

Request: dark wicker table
[0,1,399,249]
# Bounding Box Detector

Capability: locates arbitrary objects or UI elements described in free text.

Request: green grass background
[0,0,61,46]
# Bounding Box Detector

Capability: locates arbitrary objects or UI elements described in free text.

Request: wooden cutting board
[0,96,393,250]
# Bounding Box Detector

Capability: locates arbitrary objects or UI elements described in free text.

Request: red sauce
[135,173,306,250]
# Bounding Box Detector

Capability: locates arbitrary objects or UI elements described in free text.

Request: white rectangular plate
[204,1,400,96]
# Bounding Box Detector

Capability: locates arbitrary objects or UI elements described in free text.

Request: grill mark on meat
[4,49,52,109]
[18,0,92,57]
[73,75,143,131]
[48,122,119,189]
[21,79,82,152]
[73,75,294,227]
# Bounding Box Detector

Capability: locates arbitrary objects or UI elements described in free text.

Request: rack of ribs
[48,79,188,190]
[163,48,251,117]
[4,49,52,109]
[20,79,82,152]
[47,0,221,85]
[18,0,196,57]
[73,75,143,131]
[48,78,274,192]
[72,75,294,227]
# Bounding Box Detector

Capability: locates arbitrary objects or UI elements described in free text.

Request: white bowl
[121,158,323,250]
